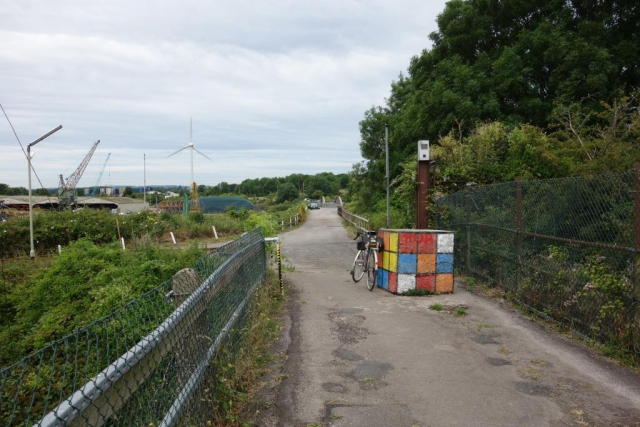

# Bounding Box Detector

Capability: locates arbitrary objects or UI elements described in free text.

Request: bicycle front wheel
[351,250,366,282]
[366,250,377,291]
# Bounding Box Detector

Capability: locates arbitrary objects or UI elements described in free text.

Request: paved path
[272,208,640,427]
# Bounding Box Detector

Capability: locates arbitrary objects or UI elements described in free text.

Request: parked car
[308,202,319,210]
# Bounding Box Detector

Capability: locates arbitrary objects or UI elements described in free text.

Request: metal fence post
[516,177,523,289]
[466,183,471,273]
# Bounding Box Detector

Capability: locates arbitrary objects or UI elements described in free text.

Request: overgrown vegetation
[0,201,307,258]
[0,239,204,365]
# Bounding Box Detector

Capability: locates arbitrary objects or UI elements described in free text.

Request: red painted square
[398,233,417,253]
[418,234,436,253]
[388,272,398,293]
[416,274,435,292]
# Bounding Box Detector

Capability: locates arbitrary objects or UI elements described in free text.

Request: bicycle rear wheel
[366,250,377,291]
[351,250,365,282]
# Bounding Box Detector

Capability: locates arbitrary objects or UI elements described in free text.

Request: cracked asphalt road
[269,207,640,427]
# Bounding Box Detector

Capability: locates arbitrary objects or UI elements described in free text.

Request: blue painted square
[377,269,385,288]
[398,253,417,274]
[436,253,454,273]
[383,269,389,290]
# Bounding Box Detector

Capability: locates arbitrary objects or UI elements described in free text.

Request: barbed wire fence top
[0,229,267,426]
[435,168,639,359]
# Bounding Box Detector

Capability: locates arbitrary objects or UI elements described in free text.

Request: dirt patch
[328,312,369,344]
[333,347,364,362]
[471,332,501,345]
[350,360,394,381]
[322,382,347,393]
[487,357,512,366]
[515,381,553,396]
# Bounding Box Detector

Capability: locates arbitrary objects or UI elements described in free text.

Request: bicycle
[350,230,382,291]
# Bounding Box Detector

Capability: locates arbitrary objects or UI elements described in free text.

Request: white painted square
[437,233,454,253]
[397,274,416,294]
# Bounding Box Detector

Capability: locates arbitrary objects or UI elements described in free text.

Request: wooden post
[416,161,430,229]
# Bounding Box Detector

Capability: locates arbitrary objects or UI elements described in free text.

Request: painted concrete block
[389,252,398,273]
[398,253,417,274]
[436,253,454,273]
[388,272,398,293]
[383,232,390,252]
[383,251,390,270]
[417,254,436,273]
[416,274,435,292]
[377,269,384,288]
[377,250,384,268]
[436,274,454,293]
[418,234,436,253]
[397,274,416,294]
[399,232,417,253]
[390,232,399,253]
[437,233,454,253]
[382,270,389,290]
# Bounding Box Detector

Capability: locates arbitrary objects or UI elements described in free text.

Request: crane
[57,140,100,210]
[90,152,111,197]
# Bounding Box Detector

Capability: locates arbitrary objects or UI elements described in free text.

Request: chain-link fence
[0,229,267,426]
[436,167,640,358]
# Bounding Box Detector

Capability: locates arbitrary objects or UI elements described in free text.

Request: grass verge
[207,270,287,425]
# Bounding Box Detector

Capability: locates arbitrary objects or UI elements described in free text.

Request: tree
[276,183,299,203]
[123,186,133,197]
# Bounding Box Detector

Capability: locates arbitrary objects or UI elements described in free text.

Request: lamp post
[28,125,62,258]
[385,123,390,228]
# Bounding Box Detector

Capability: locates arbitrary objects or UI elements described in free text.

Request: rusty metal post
[516,178,523,289]
[466,183,471,273]
[416,161,431,229]
[635,164,640,255]
[632,164,640,347]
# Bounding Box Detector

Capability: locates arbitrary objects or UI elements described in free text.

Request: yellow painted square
[389,252,398,273]
[390,232,399,253]
[383,251,390,270]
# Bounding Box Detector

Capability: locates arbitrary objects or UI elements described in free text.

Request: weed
[477,323,493,329]
[401,288,435,296]
[455,308,467,316]
[363,377,375,383]
[519,366,541,381]
[530,359,548,367]
[498,346,509,355]
[331,414,343,420]
[429,303,444,311]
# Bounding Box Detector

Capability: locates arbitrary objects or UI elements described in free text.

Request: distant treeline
[196,172,349,203]
[349,0,640,227]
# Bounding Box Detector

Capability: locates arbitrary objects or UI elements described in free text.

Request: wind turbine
[168,118,212,212]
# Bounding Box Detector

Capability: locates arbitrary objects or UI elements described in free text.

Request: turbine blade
[193,146,212,161]
[167,145,190,158]
[190,117,193,144]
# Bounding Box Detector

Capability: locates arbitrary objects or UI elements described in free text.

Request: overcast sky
[0,0,447,188]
